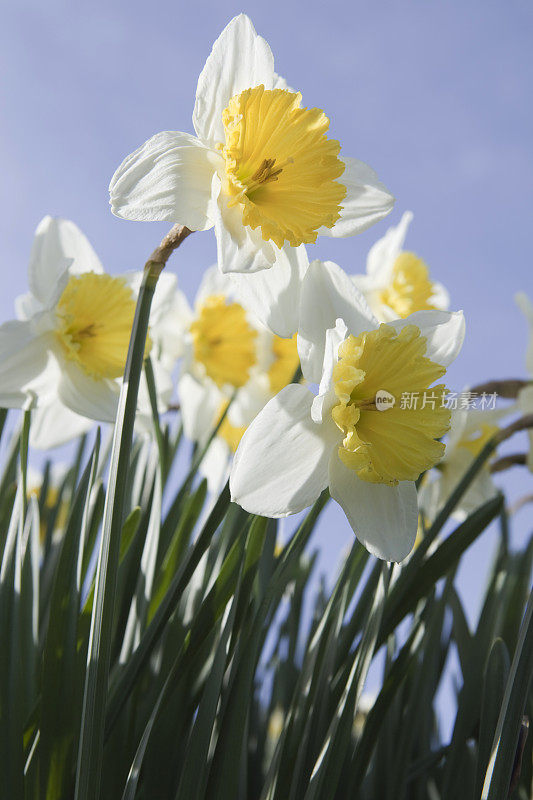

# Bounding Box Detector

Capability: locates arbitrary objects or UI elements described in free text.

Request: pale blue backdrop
[1,0,532,728]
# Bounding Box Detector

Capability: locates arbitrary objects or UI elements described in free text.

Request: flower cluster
[5,14,531,562]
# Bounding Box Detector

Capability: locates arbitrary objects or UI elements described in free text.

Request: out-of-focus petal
[229,245,309,337]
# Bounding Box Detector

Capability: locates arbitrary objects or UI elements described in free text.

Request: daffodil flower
[516,292,533,470]
[0,216,181,431]
[352,211,450,322]
[230,259,465,561]
[177,265,302,490]
[109,14,394,289]
[419,405,508,524]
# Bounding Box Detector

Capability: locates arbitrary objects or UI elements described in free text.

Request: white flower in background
[109,14,394,290]
[352,211,449,322]
[418,405,508,524]
[177,266,301,491]
[516,292,533,470]
[230,260,465,562]
[0,216,182,442]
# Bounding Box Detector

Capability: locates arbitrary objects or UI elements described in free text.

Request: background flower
[0,217,183,440]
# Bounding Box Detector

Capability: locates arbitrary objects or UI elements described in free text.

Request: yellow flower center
[56,273,147,380]
[379,252,438,318]
[331,324,450,485]
[190,295,257,388]
[217,85,346,249]
[458,423,499,457]
[216,402,247,453]
[268,333,300,395]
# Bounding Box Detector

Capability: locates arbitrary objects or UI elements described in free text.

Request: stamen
[246,157,295,195]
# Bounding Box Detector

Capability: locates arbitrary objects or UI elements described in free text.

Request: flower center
[331,324,450,485]
[217,85,346,249]
[56,273,146,380]
[268,333,300,395]
[379,252,438,318]
[190,295,257,388]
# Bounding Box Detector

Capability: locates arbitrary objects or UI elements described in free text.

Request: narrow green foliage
[0,352,531,800]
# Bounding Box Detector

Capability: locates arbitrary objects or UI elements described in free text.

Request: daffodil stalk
[75,224,190,800]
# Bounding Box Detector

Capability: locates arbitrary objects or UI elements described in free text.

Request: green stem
[74,225,191,800]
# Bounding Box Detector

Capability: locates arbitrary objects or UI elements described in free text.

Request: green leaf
[381,494,503,642]
[475,638,510,799]
[75,268,159,800]
[482,588,533,799]
[303,564,391,800]
[148,479,207,621]
[40,431,100,800]
[104,483,231,737]
[174,517,267,800]
[0,485,25,800]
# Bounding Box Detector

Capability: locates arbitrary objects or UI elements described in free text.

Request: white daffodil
[177,265,302,491]
[109,14,394,290]
[0,216,181,437]
[516,292,533,470]
[230,259,465,562]
[418,405,508,524]
[352,211,450,322]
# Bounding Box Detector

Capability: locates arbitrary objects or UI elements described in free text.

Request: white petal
[230,378,271,425]
[139,360,174,415]
[389,310,465,368]
[518,384,533,415]
[0,322,50,407]
[230,384,336,517]
[229,245,309,337]
[311,319,347,424]
[430,281,450,311]
[366,210,413,283]
[177,372,220,443]
[109,131,220,229]
[298,259,378,383]
[28,216,104,309]
[56,358,119,423]
[272,72,294,92]
[30,399,93,450]
[200,437,231,495]
[516,292,533,375]
[212,175,276,273]
[15,292,44,321]
[195,264,235,307]
[193,14,276,147]
[329,453,418,562]
[320,158,395,238]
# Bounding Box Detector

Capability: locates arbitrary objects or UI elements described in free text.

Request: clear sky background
[1,0,533,682]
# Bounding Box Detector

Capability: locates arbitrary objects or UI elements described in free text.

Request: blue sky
[1,1,532,629]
